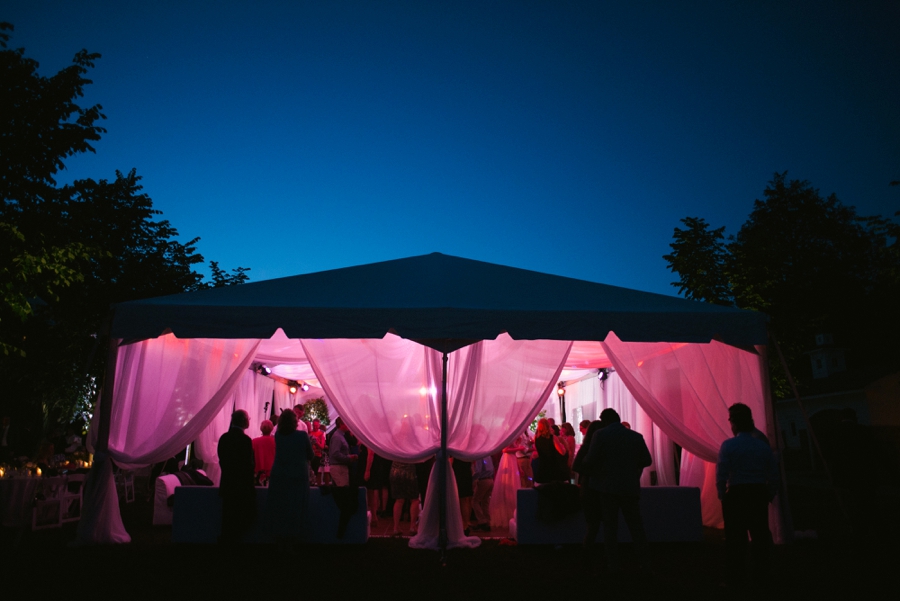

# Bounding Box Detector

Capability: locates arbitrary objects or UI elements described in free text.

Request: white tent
[78,253,781,545]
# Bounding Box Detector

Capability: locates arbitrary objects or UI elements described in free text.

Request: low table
[172,485,368,544]
[512,485,703,544]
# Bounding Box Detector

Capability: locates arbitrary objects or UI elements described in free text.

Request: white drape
[76,336,260,544]
[108,336,261,467]
[301,334,572,462]
[195,368,274,485]
[80,329,778,544]
[601,332,769,528]
[302,334,572,548]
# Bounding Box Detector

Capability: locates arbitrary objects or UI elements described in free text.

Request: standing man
[328,417,358,487]
[217,409,256,543]
[292,404,309,432]
[716,403,778,586]
[584,408,652,573]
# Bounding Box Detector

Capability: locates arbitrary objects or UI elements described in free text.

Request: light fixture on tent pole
[254,364,271,376]
[300,382,310,392]
[557,381,567,424]
[598,368,609,382]
[288,381,298,395]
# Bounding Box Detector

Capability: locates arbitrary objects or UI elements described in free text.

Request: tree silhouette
[0,24,250,447]
[665,173,900,396]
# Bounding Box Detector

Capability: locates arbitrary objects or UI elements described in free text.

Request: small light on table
[36,467,42,477]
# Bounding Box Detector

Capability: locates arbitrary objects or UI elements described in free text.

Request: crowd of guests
[219,401,780,588]
[219,407,638,543]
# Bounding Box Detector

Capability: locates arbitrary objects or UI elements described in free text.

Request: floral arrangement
[302,397,330,428]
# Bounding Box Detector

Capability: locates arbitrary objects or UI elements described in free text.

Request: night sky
[5,1,898,296]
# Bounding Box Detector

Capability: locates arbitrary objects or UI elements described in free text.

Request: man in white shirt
[328,417,357,487]
[292,404,309,432]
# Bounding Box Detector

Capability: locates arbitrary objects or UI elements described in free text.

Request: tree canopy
[664,173,900,397]
[0,24,249,450]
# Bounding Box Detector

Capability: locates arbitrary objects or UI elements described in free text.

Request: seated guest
[252,419,276,482]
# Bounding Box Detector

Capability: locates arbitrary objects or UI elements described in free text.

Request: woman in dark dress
[533,418,569,484]
[364,450,392,522]
[265,409,313,542]
[390,461,420,536]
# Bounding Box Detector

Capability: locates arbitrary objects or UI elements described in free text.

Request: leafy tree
[1,222,89,356]
[206,261,251,288]
[662,217,731,306]
[664,173,900,397]
[0,24,250,450]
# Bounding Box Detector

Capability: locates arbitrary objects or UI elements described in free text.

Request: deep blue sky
[5,1,898,296]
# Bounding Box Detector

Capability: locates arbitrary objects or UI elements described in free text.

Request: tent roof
[111,252,767,346]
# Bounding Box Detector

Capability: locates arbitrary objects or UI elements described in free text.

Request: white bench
[152,471,208,526]
[512,486,703,544]
[171,486,369,544]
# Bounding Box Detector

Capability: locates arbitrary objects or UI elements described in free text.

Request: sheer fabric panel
[108,335,260,468]
[601,333,768,528]
[196,370,274,485]
[601,333,767,460]
[301,334,571,462]
[302,334,570,550]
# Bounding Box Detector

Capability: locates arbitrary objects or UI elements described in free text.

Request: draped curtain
[601,332,769,528]
[195,368,274,485]
[76,335,260,544]
[301,333,572,548]
[108,336,261,468]
[301,334,572,462]
[80,329,776,544]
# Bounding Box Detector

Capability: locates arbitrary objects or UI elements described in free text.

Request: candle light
[36,467,42,477]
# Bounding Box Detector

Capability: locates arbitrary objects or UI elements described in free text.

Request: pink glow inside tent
[77,253,781,547]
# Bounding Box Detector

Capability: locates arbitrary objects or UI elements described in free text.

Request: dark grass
[2,484,897,599]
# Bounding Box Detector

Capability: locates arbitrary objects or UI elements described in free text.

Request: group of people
[219,400,780,586]
[217,405,359,544]
[485,403,778,583]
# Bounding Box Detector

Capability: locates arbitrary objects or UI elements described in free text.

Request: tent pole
[756,343,794,543]
[76,311,127,543]
[769,332,849,526]
[439,350,449,561]
[94,314,117,455]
